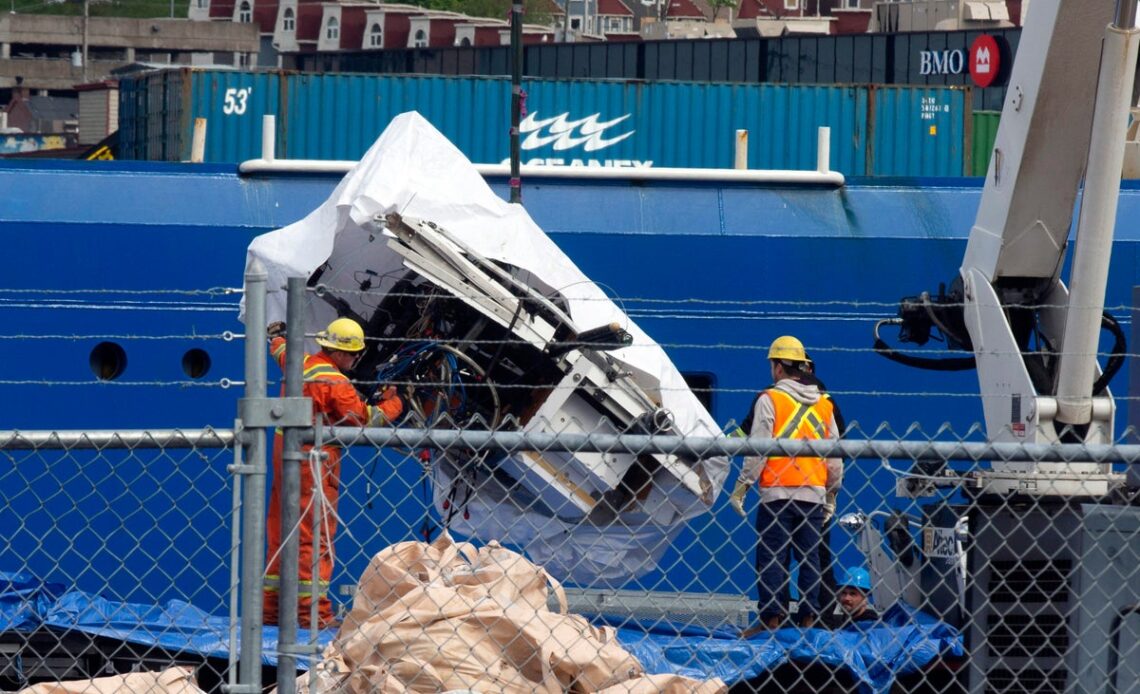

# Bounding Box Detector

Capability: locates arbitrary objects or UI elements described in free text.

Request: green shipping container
[971,111,1001,177]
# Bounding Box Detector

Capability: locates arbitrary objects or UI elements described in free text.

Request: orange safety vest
[759,388,834,489]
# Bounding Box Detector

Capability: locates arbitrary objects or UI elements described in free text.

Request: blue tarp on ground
[604,606,965,692]
[1,571,963,692]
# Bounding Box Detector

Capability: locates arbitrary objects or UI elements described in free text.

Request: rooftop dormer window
[238,0,251,23]
[327,17,340,40]
[369,22,383,47]
[283,8,295,31]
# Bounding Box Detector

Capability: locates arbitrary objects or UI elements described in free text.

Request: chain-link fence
[3,424,1139,693]
[0,430,240,691]
[2,269,1140,694]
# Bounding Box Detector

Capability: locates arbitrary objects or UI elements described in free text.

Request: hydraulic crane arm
[878,0,1139,496]
[963,0,1113,284]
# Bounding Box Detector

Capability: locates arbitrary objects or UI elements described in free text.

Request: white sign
[222,87,253,115]
[922,526,959,559]
[514,111,649,167]
[919,96,951,121]
[919,49,966,76]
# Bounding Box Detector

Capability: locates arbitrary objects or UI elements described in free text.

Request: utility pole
[82,0,89,81]
[508,0,522,204]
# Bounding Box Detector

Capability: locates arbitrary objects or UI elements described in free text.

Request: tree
[416,0,553,26]
[709,0,738,22]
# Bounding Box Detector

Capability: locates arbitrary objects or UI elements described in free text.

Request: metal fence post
[1130,285,1140,488]
[276,277,307,694]
[238,259,268,692]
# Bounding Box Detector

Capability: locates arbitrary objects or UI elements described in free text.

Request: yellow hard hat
[315,317,366,353]
[768,335,807,362]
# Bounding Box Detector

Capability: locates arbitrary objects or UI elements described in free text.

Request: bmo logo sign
[919,49,965,76]
[969,35,1000,87]
[918,34,1003,87]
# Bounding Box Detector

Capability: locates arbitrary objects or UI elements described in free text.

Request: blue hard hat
[837,566,872,592]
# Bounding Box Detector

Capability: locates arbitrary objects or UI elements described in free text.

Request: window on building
[283,8,295,31]
[570,17,581,29]
[784,0,799,9]
[369,23,383,46]
[327,17,340,41]
[606,17,621,32]
[413,28,427,47]
[459,36,472,46]
[196,0,207,8]
[238,0,251,22]
[844,0,860,7]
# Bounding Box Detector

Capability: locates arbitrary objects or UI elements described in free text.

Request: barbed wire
[302,284,1140,312]
[0,333,230,340]
[4,285,1135,313]
[165,331,1140,359]
[3,331,1134,361]
[14,373,1140,405]
[0,288,240,296]
[0,379,236,387]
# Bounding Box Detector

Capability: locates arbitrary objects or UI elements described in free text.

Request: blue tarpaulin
[603,606,964,692]
[1,572,963,692]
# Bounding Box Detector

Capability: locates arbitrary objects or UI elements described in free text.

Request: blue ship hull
[1,160,1136,615]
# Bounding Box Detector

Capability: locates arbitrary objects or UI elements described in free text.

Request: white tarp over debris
[241,112,728,584]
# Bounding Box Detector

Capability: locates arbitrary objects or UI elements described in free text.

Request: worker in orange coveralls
[262,317,404,629]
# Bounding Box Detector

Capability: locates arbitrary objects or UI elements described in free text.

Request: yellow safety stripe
[771,391,827,440]
[303,364,347,381]
[271,342,287,360]
[263,575,330,598]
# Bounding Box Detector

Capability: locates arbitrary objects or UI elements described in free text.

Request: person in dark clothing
[826,566,879,628]
[801,354,846,621]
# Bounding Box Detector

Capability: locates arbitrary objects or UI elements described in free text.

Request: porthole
[681,371,715,414]
[182,348,212,379]
[89,342,127,381]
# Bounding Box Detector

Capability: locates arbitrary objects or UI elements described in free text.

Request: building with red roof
[596,0,637,39]
[190,0,554,66]
[639,0,736,39]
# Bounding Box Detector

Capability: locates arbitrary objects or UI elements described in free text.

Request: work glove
[372,385,406,421]
[823,491,837,524]
[267,321,287,338]
[372,385,399,406]
[729,480,751,517]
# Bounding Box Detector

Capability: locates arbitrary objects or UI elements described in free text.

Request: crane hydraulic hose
[1092,312,1126,395]
[873,312,1127,389]
[873,319,977,371]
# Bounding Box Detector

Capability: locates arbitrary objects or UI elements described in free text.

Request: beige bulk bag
[290,534,721,694]
[18,665,204,694]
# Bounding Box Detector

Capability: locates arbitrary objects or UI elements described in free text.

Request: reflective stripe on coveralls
[262,574,331,598]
